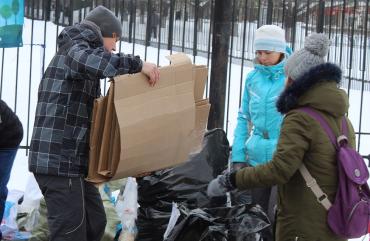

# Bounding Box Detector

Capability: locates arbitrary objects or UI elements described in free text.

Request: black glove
[231,162,252,205]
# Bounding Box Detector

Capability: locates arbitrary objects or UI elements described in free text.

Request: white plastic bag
[0,190,23,239]
[19,174,42,213]
[18,174,42,231]
[117,177,138,241]
[163,202,181,240]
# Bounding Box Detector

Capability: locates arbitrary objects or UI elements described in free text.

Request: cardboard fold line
[87,53,210,182]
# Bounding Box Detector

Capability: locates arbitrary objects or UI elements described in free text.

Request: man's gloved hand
[207,172,236,197]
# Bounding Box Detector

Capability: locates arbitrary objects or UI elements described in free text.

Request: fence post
[168,0,175,50]
[69,0,74,25]
[145,0,152,46]
[193,0,200,56]
[45,0,51,21]
[317,0,325,33]
[257,0,262,27]
[266,0,273,24]
[129,0,135,43]
[207,0,232,130]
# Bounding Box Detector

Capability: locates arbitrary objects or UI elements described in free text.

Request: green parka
[235,63,355,241]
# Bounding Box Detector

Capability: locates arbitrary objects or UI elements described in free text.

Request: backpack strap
[299,164,332,210]
[341,117,349,137]
[299,107,338,148]
[297,107,341,210]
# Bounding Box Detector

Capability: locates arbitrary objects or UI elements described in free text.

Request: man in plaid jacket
[29,6,159,241]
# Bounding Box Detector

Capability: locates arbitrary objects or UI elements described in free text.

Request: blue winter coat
[232,47,292,166]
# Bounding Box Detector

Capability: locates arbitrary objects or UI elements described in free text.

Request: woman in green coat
[207,33,355,241]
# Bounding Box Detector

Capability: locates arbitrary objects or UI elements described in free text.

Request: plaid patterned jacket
[29,20,143,177]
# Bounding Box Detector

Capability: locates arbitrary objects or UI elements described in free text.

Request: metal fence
[1,0,369,161]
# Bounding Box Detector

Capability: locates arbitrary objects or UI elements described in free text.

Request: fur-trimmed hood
[276,63,349,117]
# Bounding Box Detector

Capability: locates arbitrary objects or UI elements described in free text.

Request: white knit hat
[254,25,286,53]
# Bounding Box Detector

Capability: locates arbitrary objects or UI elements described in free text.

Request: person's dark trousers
[151,26,157,39]
[252,186,277,241]
[34,174,107,241]
[0,148,17,240]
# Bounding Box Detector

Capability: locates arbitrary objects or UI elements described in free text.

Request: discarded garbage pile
[165,204,270,241]
[136,129,270,241]
[2,178,124,241]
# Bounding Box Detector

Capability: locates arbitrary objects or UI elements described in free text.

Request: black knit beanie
[85,5,122,38]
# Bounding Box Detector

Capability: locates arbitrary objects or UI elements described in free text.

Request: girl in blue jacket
[231,25,291,241]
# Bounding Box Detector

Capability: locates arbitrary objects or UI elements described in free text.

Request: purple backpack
[299,107,370,239]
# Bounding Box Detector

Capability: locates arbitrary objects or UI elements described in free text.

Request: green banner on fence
[0,0,24,48]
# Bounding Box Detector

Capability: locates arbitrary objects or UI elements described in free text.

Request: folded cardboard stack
[87,53,210,183]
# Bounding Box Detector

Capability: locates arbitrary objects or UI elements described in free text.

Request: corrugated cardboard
[112,53,196,179]
[86,96,111,183]
[87,53,210,183]
[97,86,115,176]
[110,115,121,176]
[190,99,211,153]
[91,85,121,179]
[193,65,207,102]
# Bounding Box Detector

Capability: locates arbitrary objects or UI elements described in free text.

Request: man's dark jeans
[0,148,17,240]
[34,174,107,241]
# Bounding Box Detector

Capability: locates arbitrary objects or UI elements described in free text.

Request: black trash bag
[136,129,230,241]
[165,204,270,241]
[137,128,229,208]
[135,204,174,241]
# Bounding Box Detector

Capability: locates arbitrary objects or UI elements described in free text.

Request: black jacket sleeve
[0,100,23,148]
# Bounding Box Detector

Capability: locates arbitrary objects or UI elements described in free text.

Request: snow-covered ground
[0,18,369,241]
